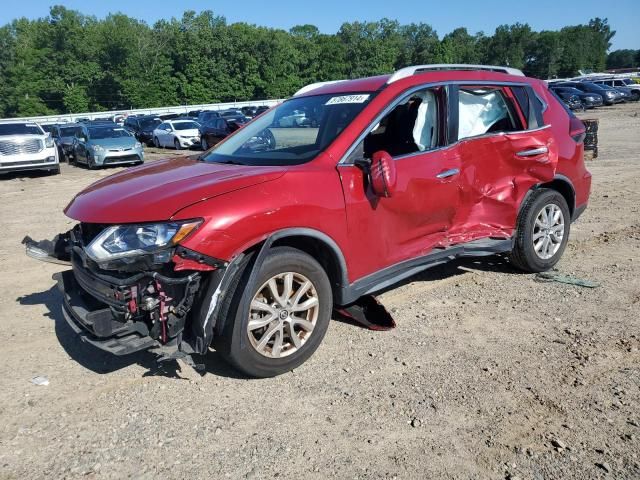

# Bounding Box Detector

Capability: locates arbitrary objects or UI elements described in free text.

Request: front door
[339,86,463,281]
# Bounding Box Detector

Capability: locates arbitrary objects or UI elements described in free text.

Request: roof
[295,68,532,98]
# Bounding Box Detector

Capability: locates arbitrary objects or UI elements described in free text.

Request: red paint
[63,71,591,285]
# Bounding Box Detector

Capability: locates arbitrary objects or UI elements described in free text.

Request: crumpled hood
[64,157,286,224]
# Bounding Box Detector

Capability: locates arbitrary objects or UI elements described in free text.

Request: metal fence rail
[0,99,285,124]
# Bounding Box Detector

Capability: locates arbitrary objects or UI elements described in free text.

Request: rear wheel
[214,246,332,378]
[510,188,570,272]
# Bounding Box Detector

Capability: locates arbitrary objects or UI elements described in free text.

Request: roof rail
[294,80,347,97]
[387,64,525,84]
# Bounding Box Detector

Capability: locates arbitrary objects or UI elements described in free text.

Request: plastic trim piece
[387,64,525,84]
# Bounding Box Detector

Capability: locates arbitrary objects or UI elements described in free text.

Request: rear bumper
[55,269,159,355]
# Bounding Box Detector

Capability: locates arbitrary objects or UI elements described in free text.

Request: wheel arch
[240,228,350,305]
[521,175,576,220]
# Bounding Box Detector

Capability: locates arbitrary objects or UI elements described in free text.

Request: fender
[518,174,577,223]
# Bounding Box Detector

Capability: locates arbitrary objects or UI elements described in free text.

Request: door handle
[516,146,548,157]
[436,168,460,179]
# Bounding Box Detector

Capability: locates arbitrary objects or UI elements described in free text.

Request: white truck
[0,122,60,175]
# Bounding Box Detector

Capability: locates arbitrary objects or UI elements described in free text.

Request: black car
[199,116,247,150]
[549,86,603,109]
[553,81,623,105]
[241,106,257,117]
[49,123,82,161]
[254,105,270,116]
[124,115,162,146]
[196,110,221,125]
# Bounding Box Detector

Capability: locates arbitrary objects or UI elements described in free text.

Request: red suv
[26,65,591,377]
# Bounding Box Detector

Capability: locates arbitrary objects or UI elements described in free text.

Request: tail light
[569,116,586,143]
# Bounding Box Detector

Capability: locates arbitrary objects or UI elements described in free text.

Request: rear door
[449,83,557,242]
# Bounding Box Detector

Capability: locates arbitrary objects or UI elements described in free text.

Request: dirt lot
[0,104,639,480]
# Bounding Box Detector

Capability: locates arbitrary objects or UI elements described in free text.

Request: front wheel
[153,137,160,148]
[174,138,182,150]
[201,137,208,151]
[214,246,333,378]
[510,188,570,272]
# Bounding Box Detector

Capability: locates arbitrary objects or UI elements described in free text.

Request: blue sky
[1,0,638,50]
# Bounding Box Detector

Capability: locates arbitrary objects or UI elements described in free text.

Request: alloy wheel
[247,272,319,359]
[532,203,565,260]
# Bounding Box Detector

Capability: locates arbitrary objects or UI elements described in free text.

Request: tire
[154,137,160,148]
[49,166,60,175]
[510,188,570,273]
[201,137,208,151]
[214,246,333,378]
[87,157,95,170]
[174,138,181,150]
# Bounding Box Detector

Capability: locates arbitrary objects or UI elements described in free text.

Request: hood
[64,157,286,224]
[89,137,137,148]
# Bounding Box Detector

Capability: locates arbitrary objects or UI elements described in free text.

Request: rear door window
[456,86,524,140]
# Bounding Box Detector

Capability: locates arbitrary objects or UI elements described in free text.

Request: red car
[26,64,591,377]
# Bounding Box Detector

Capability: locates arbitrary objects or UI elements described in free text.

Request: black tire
[87,157,96,170]
[201,137,208,151]
[214,246,333,378]
[154,137,160,148]
[174,138,181,150]
[510,188,570,273]
[49,165,60,175]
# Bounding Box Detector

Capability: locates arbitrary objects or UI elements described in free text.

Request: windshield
[202,93,374,166]
[173,121,199,131]
[0,123,43,136]
[139,118,161,130]
[88,127,132,139]
[60,127,78,137]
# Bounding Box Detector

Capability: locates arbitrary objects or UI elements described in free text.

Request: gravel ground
[0,104,638,479]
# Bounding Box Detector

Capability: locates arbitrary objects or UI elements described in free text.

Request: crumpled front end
[24,222,227,361]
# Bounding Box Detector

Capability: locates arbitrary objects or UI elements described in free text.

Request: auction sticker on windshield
[325,94,370,105]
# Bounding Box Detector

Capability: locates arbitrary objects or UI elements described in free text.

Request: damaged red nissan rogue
[25,65,591,377]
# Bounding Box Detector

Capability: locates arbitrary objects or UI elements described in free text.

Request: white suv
[0,122,60,175]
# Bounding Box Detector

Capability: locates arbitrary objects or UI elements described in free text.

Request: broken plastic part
[22,234,71,265]
[336,295,396,331]
[534,271,600,288]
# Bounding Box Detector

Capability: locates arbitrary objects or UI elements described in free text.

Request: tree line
[0,6,622,117]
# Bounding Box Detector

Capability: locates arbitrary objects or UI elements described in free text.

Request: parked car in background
[199,116,248,150]
[196,110,221,125]
[254,106,270,116]
[28,65,591,377]
[241,106,257,117]
[553,81,623,105]
[220,109,245,118]
[72,123,143,169]
[549,86,603,109]
[152,119,201,149]
[50,123,81,161]
[596,83,632,102]
[592,78,640,101]
[124,115,162,146]
[0,122,59,175]
[158,113,180,120]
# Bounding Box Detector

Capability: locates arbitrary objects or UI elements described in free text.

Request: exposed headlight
[134,142,142,148]
[44,136,55,148]
[92,144,104,152]
[85,220,202,262]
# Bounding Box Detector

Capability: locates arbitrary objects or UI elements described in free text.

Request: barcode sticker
[325,94,370,105]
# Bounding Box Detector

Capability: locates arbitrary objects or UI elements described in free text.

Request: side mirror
[370,151,397,198]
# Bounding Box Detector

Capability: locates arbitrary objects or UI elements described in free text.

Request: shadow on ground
[17,254,525,379]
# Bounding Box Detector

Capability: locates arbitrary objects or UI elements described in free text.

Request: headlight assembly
[134,142,142,148]
[85,220,202,262]
[92,144,105,152]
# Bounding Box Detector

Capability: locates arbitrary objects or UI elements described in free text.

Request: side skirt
[340,237,513,305]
